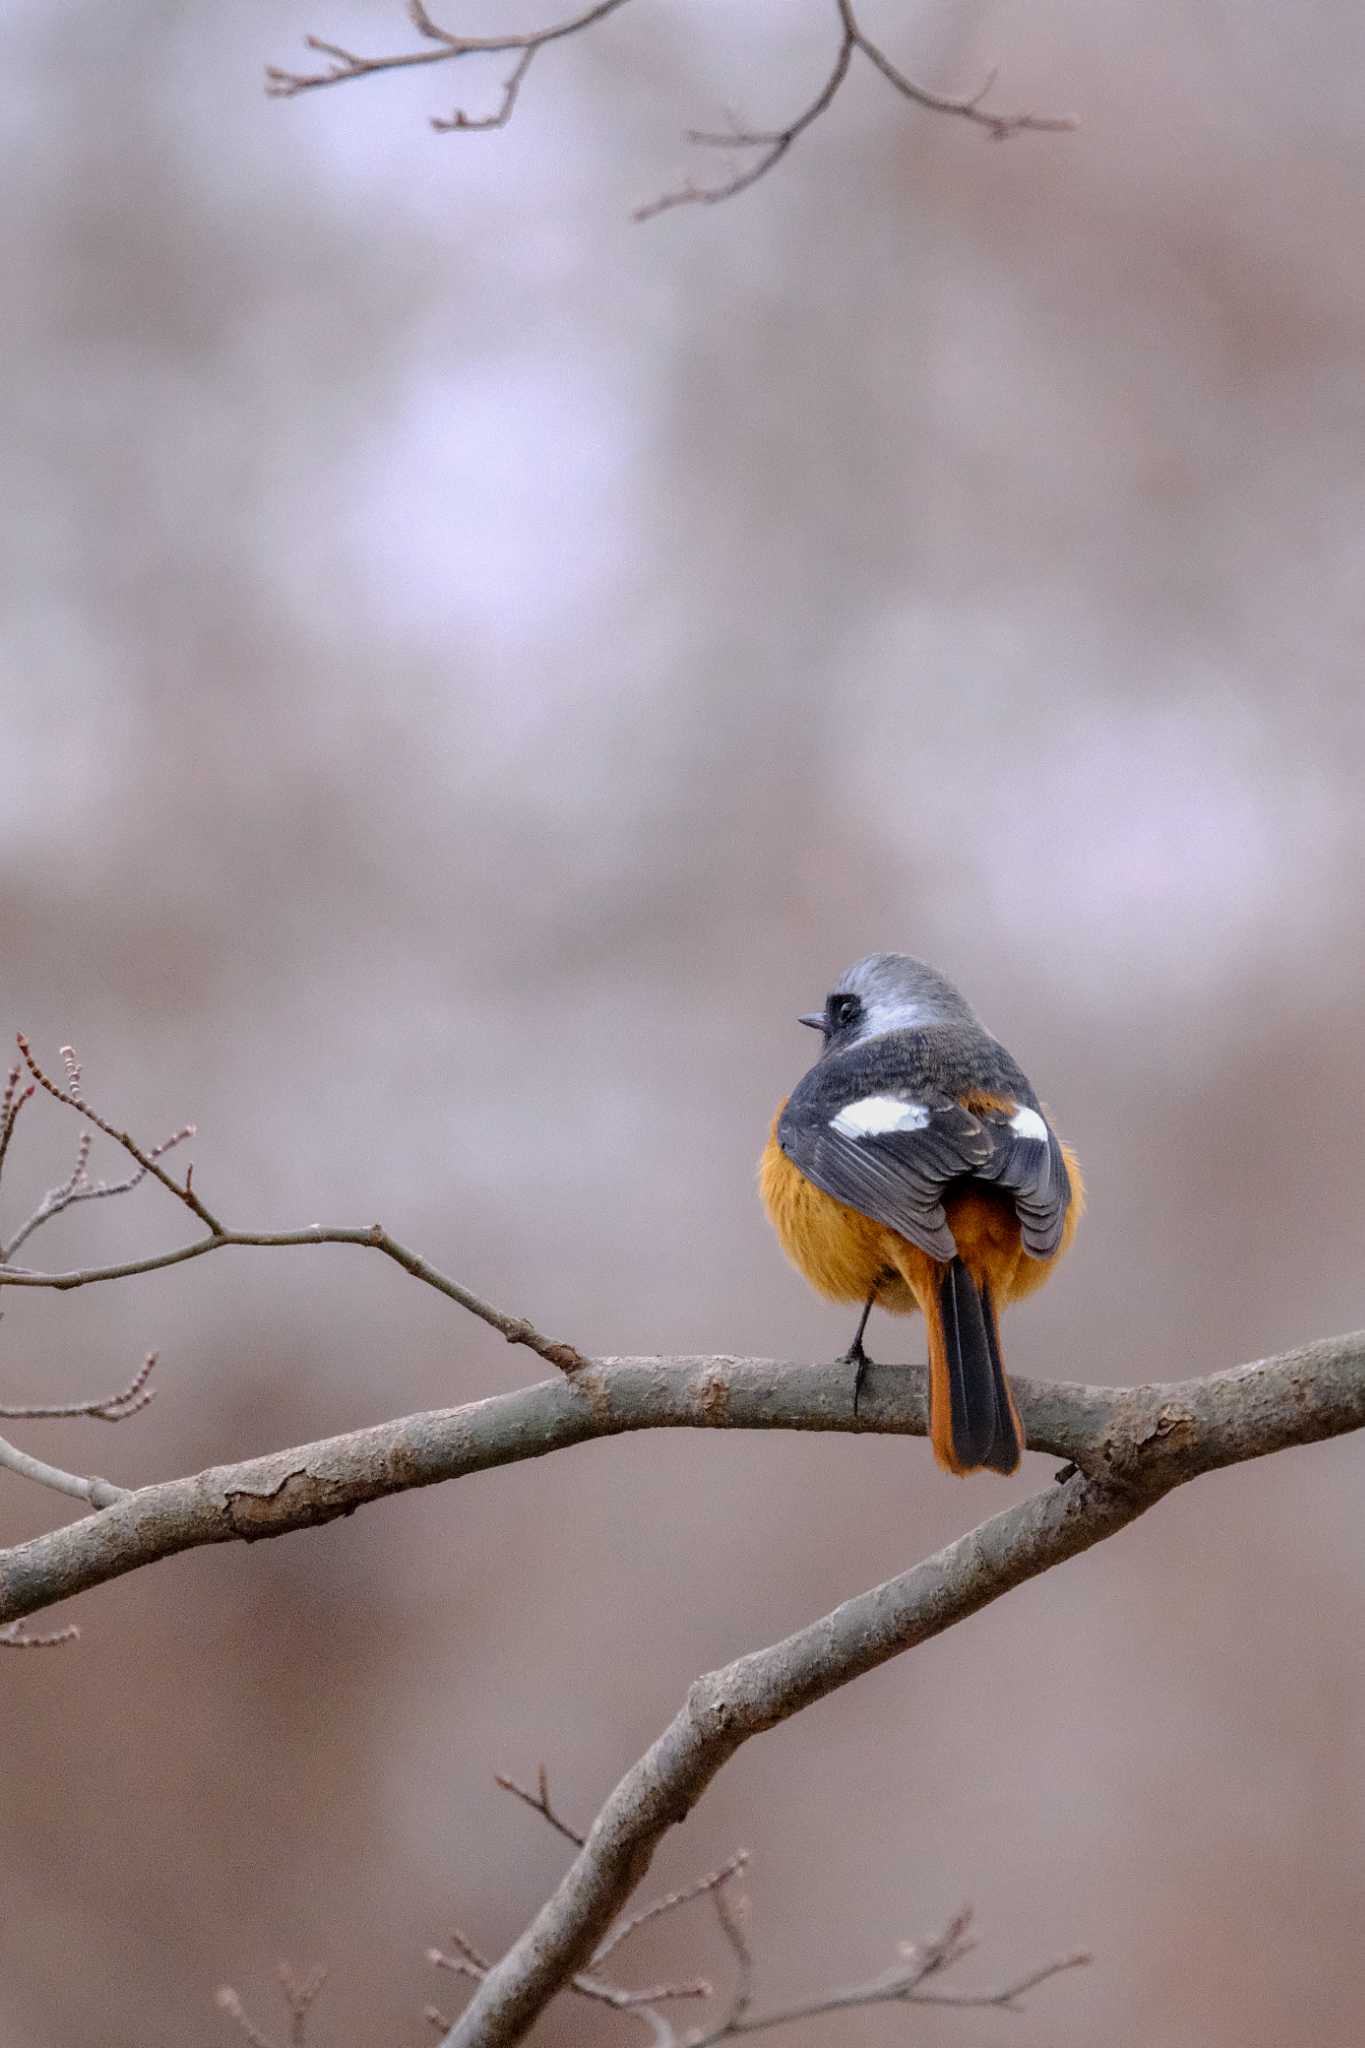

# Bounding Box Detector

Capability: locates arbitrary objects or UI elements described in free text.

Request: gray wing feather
[779,1102,993,1261]
[780,1098,1070,1264]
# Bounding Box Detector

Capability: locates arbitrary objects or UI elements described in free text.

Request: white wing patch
[1009,1105,1049,1144]
[831,1095,931,1139]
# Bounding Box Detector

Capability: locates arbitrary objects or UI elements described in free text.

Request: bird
[759,953,1082,1476]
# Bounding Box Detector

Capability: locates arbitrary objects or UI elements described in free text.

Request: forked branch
[264,0,1076,219]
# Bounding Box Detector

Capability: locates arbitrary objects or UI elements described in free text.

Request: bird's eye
[827,992,862,1032]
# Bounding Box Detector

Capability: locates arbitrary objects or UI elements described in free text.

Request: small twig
[637,0,1074,221]
[266,0,1073,218]
[0,1351,158,1422]
[0,1619,80,1649]
[15,1034,219,1232]
[660,1904,1087,2048]
[0,1224,587,1375]
[711,1867,754,2030]
[429,1936,708,2017]
[593,1851,749,1966]
[0,1065,35,1188]
[432,45,535,132]
[0,1430,128,1509]
[215,1987,278,2048]
[435,1928,492,1975]
[843,0,1077,141]
[578,1974,710,2010]
[636,28,854,221]
[495,1764,586,1848]
[265,0,632,132]
[216,1965,327,2048]
[0,1129,194,1265]
[277,1964,328,2048]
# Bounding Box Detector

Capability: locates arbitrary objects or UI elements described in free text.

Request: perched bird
[759,954,1082,1476]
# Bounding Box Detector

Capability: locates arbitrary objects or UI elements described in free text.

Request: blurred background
[4,0,1365,2041]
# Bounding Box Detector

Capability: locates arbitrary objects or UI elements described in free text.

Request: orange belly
[758,1110,1082,1322]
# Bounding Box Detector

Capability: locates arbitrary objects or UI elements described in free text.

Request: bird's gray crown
[822,952,978,1047]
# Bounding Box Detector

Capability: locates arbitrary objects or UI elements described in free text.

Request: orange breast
[759,1121,914,1309]
[759,1103,1083,1316]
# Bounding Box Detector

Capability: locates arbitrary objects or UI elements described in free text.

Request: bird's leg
[842,1290,879,1416]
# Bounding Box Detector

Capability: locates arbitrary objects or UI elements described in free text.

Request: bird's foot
[841,1339,876,1418]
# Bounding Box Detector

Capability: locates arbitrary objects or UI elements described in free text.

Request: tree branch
[0,1226,586,1375]
[264,0,633,134]
[0,1351,158,1422]
[265,0,1075,219]
[0,1334,1361,1628]
[14,1034,217,1232]
[0,1431,129,1511]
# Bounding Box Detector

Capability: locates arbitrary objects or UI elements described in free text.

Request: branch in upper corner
[640,0,1075,220]
[265,0,633,136]
[265,0,1074,221]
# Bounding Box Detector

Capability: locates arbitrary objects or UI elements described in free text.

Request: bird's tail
[925,1258,1023,1476]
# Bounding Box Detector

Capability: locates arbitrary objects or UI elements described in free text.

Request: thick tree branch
[1,1335,1361,1634]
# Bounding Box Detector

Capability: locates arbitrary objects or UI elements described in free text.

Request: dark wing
[777,1091,994,1261]
[970,1106,1071,1257]
[778,1090,1070,1264]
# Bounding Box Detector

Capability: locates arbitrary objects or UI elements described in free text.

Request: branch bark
[1,1334,1361,1631]
[439,1330,1365,2047]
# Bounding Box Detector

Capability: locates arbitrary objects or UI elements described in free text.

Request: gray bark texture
[2,1332,1362,2047]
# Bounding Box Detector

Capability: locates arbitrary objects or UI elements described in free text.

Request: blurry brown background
[4,1,1365,2042]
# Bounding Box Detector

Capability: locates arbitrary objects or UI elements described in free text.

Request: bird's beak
[798,1012,826,1032]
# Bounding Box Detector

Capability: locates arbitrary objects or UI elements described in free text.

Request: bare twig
[0,1430,128,1509]
[14,1034,218,1232]
[839,0,1076,139]
[0,1618,79,1649]
[636,32,854,222]
[429,1924,710,2017]
[675,1914,1088,2047]
[266,0,1073,217]
[593,1850,749,1966]
[432,1848,1079,2048]
[0,1130,194,1265]
[265,0,632,137]
[495,1765,586,1849]
[710,1865,753,2031]
[432,45,535,133]
[0,1351,158,1422]
[278,1965,328,2048]
[215,1986,278,2048]
[216,1965,327,2048]
[0,1226,587,1374]
[641,0,1074,220]
[0,1064,35,1190]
